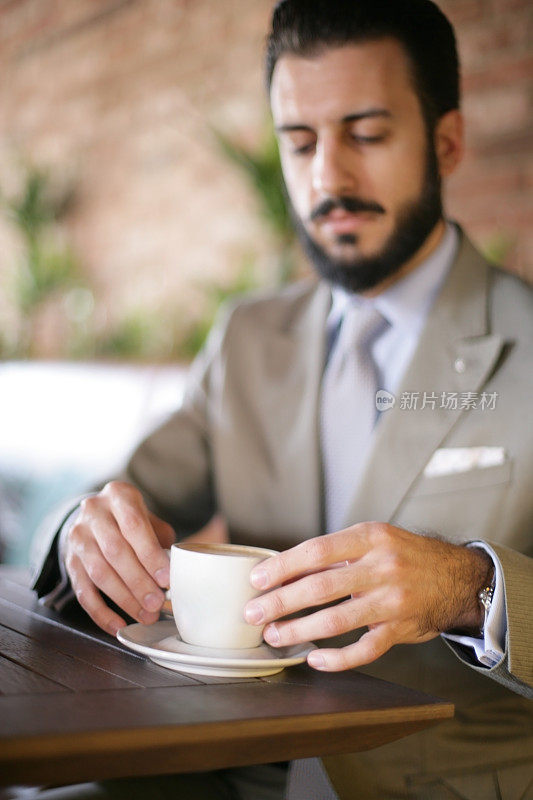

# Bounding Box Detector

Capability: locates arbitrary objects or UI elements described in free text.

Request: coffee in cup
[170,542,278,649]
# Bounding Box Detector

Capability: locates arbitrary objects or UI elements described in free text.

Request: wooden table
[0,566,454,787]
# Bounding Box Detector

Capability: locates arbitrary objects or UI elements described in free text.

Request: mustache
[310,196,386,222]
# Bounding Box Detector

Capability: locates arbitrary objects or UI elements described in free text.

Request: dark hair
[266,0,460,129]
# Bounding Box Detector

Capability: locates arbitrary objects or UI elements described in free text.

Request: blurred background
[0,0,531,566]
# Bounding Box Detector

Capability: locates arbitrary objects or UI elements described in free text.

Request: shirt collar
[329,221,459,334]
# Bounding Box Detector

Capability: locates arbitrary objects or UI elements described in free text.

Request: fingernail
[307,652,326,669]
[143,592,163,611]
[155,567,170,588]
[244,602,264,624]
[264,624,280,645]
[250,568,268,589]
[108,622,122,636]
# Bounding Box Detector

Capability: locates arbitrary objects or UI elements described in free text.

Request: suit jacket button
[454,357,466,374]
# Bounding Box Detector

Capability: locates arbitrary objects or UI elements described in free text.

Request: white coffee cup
[170,542,278,649]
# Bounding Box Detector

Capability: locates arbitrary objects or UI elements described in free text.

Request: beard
[291,144,443,294]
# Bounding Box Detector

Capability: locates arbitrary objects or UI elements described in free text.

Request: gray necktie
[286,756,340,800]
[286,306,388,800]
[321,303,388,533]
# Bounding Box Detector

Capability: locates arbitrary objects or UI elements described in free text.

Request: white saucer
[117,620,314,678]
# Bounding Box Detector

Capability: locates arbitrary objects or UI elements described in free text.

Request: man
[31,1,532,798]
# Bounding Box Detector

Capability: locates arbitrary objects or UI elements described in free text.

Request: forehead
[270,39,421,125]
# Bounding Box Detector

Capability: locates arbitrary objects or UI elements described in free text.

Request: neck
[361,219,447,298]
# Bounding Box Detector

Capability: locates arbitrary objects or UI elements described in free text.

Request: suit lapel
[342,234,506,527]
[253,281,332,541]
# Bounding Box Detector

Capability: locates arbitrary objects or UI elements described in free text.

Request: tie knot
[338,304,388,354]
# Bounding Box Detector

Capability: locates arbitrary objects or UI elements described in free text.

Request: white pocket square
[424,447,506,478]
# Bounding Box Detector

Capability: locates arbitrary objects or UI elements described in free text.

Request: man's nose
[312,137,356,197]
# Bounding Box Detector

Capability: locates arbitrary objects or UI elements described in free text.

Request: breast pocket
[392,459,514,544]
[411,459,513,497]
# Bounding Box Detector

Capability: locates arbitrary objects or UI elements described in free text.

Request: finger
[102,483,170,588]
[67,554,127,636]
[250,525,373,591]
[245,563,373,626]
[149,512,176,551]
[273,559,356,590]
[306,624,393,672]
[68,532,161,625]
[81,500,166,612]
[262,595,383,647]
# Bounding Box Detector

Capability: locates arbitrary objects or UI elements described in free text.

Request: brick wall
[0,0,531,358]
[439,0,532,279]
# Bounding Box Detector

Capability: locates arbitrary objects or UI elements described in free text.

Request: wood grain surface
[0,567,454,786]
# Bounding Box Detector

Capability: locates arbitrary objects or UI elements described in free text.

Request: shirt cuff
[442,541,506,668]
[38,502,85,611]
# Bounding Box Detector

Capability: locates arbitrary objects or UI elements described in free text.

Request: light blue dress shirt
[325,221,505,667]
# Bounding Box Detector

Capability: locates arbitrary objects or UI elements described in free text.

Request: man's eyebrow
[275,108,392,133]
[275,123,314,134]
[342,108,392,123]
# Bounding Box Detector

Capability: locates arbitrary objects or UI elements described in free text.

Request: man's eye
[292,142,315,155]
[350,134,385,144]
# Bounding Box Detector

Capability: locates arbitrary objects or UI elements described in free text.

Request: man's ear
[434,109,464,178]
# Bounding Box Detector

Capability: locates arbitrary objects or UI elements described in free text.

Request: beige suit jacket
[33,231,533,798]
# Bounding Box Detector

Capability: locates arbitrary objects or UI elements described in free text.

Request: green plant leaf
[212,123,295,244]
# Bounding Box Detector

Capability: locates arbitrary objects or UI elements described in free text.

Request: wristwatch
[478,582,495,612]
[478,572,496,635]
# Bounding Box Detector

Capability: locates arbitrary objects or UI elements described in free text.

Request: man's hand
[244,523,493,672]
[62,481,174,635]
